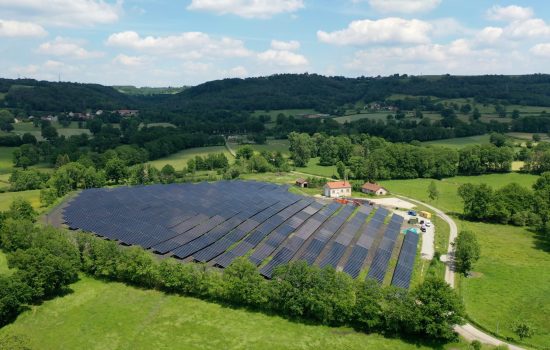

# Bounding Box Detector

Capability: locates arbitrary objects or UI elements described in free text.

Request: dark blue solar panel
[367,214,404,284]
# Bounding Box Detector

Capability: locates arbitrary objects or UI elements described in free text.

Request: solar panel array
[341,207,389,278]
[391,230,419,289]
[366,214,404,284]
[63,181,418,288]
[318,205,372,269]
[297,205,356,265]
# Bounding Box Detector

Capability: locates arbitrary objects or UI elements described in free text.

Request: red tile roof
[325,181,351,189]
[361,182,386,192]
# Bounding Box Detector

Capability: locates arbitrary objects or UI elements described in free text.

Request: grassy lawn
[229,139,290,155]
[297,157,338,178]
[333,112,389,123]
[147,146,233,170]
[380,173,539,214]
[380,173,549,347]
[0,147,15,174]
[0,189,41,212]
[12,122,90,140]
[252,109,318,121]
[0,250,11,276]
[422,135,491,149]
[458,221,550,348]
[0,276,474,350]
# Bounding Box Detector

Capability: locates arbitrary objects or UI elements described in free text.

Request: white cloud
[505,19,550,39]
[530,43,550,57]
[187,0,304,19]
[317,17,432,46]
[476,27,504,45]
[367,0,440,14]
[226,66,248,78]
[107,31,251,59]
[0,19,46,37]
[113,54,148,66]
[271,39,300,51]
[38,37,103,59]
[106,31,252,59]
[11,60,78,80]
[487,5,533,22]
[257,49,308,66]
[0,0,122,27]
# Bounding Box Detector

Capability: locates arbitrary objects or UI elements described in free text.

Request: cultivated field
[147,146,233,170]
[422,135,492,149]
[299,157,338,178]
[228,139,290,155]
[0,276,475,350]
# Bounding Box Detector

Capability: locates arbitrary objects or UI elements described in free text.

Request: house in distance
[361,182,389,196]
[295,178,308,188]
[323,181,351,198]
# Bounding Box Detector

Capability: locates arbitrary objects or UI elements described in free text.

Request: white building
[323,181,352,198]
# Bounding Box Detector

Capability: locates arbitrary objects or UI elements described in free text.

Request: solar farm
[63,181,419,288]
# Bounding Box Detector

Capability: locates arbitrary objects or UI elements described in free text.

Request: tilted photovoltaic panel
[366,214,404,284]
[391,230,419,289]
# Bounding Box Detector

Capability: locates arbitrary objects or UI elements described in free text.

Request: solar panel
[366,214,404,284]
[391,229,419,289]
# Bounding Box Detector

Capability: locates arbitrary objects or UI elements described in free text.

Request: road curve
[396,195,525,350]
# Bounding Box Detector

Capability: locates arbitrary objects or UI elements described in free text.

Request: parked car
[425,221,432,227]
[408,210,417,216]
[421,226,426,232]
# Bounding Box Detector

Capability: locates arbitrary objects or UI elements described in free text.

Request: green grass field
[458,221,550,348]
[0,147,15,174]
[12,122,90,141]
[0,190,41,212]
[297,157,338,178]
[333,112,389,123]
[229,139,290,155]
[0,250,11,276]
[0,276,475,350]
[422,135,492,149]
[252,109,318,121]
[379,173,549,347]
[147,146,234,170]
[380,173,538,213]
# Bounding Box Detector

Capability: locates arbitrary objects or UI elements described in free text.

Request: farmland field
[0,276,476,350]
[252,109,318,121]
[147,146,233,170]
[298,157,338,178]
[333,112,389,123]
[0,250,11,275]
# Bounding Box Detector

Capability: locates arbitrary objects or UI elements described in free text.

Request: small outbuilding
[323,181,351,198]
[295,178,308,188]
[361,182,389,196]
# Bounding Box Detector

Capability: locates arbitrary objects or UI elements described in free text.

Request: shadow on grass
[530,228,550,253]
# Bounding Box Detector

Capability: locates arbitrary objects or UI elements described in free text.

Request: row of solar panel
[366,214,405,284]
[391,230,419,289]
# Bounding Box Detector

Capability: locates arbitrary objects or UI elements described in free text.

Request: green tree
[336,161,346,180]
[288,132,314,167]
[0,275,32,327]
[236,146,254,160]
[532,134,541,142]
[104,157,128,184]
[7,198,37,221]
[412,277,465,341]
[472,108,481,120]
[0,218,36,252]
[453,230,481,274]
[160,164,176,183]
[223,257,267,307]
[428,180,439,201]
[511,320,536,340]
[41,125,58,141]
[490,133,507,147]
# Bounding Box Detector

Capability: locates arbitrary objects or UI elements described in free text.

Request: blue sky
[1,0,550,86]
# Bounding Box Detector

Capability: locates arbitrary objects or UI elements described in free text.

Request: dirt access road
[397,195,526,350]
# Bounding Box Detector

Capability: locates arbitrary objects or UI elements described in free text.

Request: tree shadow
[530,228,550,253]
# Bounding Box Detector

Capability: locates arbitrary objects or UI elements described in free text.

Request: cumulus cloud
[271,40,300,51]
[530,43,550,57]
[505,19,550,39]
[257,49,308,66]
[367,0,441,14]
[0,19,47,37]
[226,66,248,78]
[187,0,304,19]
[37,37,103,59]
[317,17,432,46]
[113,54,148,66]
[11,60,78,80]
[487,5,533,22]
[0,0,122,27]
[106,31,252,59]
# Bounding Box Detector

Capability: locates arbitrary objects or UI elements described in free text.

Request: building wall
[325,187,351,198]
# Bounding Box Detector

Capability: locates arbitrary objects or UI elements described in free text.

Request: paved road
[396,195,526,350]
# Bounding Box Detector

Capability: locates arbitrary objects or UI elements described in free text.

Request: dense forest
[4,74,550,113]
